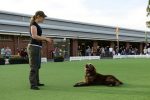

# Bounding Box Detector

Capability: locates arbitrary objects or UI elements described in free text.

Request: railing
[70,55,150,61]
[113,55,150,59]
[70,56,100,61]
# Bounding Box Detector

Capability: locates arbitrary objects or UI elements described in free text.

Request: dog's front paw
[73,85,78,87]
[73,83,80,87]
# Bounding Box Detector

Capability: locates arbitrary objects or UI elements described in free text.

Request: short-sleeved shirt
[29,22,42,47]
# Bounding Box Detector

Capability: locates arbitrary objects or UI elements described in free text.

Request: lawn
[0,59,150,100]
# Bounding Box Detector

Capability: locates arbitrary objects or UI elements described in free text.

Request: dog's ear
[85,64,89,68]
[91,64,96,72]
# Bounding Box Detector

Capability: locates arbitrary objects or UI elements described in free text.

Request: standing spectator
[109,47,113,54]
[143,46,148,55]
[125,47,129,55]
[134,48,138,55]
[115,46,119,55]
[85,46,91,56]
[96,46,101,56]
[53,47,60,57]
[91,47,94,56]
[101,47,105,56]
[131,48,135,55]
[109,47,113,57]
[1,47,5,58]
[77,46,82,56]
[59,48,63,56]
[105,46,109,56]
[147,47,150,55]
[129,47,132,55]
[5,47,11,59]
[119,47,123,55]
[112,50,115,55]
[17,48,20,56]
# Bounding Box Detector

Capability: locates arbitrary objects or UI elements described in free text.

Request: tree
[147,0,150,16]
[146,0,150,28]
[146,0,149,44]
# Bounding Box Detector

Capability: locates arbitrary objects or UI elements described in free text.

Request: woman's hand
[46,38,53,43]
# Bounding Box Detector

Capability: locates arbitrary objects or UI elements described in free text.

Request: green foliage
[0,58,5,65]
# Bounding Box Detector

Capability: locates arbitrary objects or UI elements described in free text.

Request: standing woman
[27,11,52,90]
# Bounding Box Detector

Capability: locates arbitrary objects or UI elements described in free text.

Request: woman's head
[30,11,47,24]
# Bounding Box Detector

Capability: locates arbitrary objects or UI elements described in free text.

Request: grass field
[0,59,150,100]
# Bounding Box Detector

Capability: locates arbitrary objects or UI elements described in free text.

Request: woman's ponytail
[30,15,36,26]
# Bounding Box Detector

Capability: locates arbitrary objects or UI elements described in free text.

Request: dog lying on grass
[74,63,123,87]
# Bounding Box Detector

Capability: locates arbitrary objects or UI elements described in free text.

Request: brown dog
[74,63,123,87]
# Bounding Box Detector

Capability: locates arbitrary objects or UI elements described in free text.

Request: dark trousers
[27,45,41,87]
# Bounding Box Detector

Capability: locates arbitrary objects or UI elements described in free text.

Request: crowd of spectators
[77,44,150,56]
[0,47,28,59]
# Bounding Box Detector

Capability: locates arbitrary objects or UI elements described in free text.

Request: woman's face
[37,16,45,23]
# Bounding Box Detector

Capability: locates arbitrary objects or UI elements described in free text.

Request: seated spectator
[20,48,28,58]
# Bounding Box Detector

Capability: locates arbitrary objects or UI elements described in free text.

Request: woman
[27,11,52,90]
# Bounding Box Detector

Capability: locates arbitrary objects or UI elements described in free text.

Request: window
[0,35,12,41]
[22,37,30,41]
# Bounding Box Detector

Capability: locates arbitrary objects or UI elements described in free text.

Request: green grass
[0,59,150,100]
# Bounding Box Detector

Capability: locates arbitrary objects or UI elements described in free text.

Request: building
[0,10,150,59]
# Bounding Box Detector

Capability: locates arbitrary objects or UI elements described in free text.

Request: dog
[74,63,123,87]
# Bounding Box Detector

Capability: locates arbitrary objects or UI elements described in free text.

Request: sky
[0,0,149,31]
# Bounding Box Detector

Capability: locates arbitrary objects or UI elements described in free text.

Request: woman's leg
[37,48,41,85]
[27,45,40,89]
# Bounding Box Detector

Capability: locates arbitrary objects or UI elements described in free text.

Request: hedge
[0,58,5,65]
[9,57,29,64]
[54,56,64,62]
